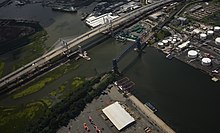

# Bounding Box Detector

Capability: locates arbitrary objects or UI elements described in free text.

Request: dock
[128,95,175,133]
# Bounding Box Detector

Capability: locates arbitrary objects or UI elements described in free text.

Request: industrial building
[85,13,119,28]
[102,101,135,131]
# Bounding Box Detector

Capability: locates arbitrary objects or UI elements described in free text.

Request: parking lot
[57,85,164,133]
[188,3,220,20]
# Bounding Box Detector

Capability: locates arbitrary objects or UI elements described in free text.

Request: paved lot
[57,85,166,133]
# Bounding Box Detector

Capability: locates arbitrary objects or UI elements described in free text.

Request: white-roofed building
[85,13,119,28]
[177,41,190,50]
[102,101,135,131]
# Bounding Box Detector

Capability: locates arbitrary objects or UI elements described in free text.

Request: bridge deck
[0,0,174,88]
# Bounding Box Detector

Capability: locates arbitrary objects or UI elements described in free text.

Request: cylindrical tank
[157,42,164,47]
[201,58,211,66]
[207,30,214,36]
[168,38,172,42]
[188,50,198,59]
[177,38,181,41]
[214,26,220,32]
[215,37,220,45]
[172,39,177,43]
[200,33,207,40]
[162,40,169,46]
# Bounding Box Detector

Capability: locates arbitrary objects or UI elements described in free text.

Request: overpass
[0,0,174,91]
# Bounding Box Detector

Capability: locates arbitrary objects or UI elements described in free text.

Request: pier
[128,95,175,133]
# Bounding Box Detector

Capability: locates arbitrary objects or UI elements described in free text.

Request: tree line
[25,72,116,133]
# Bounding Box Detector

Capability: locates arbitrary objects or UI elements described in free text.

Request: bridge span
[0,0,174,91]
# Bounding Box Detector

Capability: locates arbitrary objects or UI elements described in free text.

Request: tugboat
[52,6,77,13]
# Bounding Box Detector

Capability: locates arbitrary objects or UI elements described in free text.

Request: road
[0,0,174,90]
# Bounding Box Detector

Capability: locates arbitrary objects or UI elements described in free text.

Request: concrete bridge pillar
[136,38,142,52]
[112,59,119,73]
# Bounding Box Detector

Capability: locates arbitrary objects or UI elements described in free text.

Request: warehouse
[102,101,135,131]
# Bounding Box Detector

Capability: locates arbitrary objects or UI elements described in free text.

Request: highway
[0,0,174,90]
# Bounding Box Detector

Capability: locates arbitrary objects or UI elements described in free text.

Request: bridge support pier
[112,59,119,73]
[136,38,142,52]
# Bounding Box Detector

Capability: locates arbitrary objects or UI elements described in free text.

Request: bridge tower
[61,39,72,58]
[78,45,83,55]
[112,59,119,73]
[105,15,114,37]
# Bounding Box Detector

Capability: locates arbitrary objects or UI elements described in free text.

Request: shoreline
[152,44,220,82]
[127,93,175,133]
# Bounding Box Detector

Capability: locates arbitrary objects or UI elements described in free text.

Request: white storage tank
[157,42,164,47]
[188,50,198,59]
[207,30,214,36]
[214,26,220,32]
[168,38,172,42]
[177,38,181,41]
[200,33,207,40]
[201,57,211,66]
[162,40,169,46]
[215,37,220,45]
[173,34,178,38]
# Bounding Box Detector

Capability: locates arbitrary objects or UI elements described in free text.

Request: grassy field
[0,60,4,77]
[12,77,53,99]
[1,62,81,133]
[49,85,65,97]
[12,63,80,99]
[40,98,53,107]
[0,102,46,133]
[12,30,47,71]
[71,77,84,90]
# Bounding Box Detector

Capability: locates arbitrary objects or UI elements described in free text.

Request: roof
[85,13,119,28]
[178,41,190,49]
[102,102,135,130]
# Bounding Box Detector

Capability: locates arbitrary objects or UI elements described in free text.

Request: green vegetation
[0,102,46,133]
[12,63,79,99]
[0,20,44,55]
[71,77,84,90]
[0,60,4,77]
[0,62,81,133]
[155,29,171,41]
[202,11,220,26]
[49,85,65,97]
[13,30,47,70]
[12,78,53,99]
[26,72,116,133]
[41,98,53,107]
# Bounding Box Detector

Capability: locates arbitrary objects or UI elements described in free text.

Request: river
[0,2,220,133]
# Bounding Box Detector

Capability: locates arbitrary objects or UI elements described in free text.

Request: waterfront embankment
[128,94,175,133]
